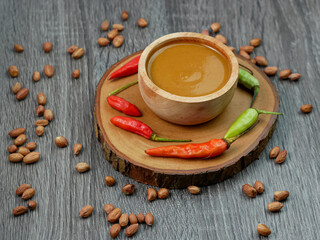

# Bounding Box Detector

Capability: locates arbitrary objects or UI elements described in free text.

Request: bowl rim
[138,32,239,103]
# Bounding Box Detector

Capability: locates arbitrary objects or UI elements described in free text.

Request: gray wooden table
[1,0,319,239]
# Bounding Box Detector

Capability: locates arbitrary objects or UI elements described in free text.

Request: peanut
[8,65,19,77]
[121,11,129,20]
[300,104,312,113]
[137,18,148,28]
[242,184,257,198]
[210,22,221,33]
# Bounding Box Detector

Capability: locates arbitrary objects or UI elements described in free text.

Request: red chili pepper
[145,107,279,159]
[110,116,191,142]
[107,95,141,117]
[145,139,228,158]
[108,55,141,80]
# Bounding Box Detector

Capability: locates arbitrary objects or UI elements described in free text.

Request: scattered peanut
[75,162,90,173]
[23,152,41,164]
[16,88,29,100]
[187,186,201,195]
[112,35,124,48]
[43,64,54,77]
[145,212,154,226]
[137,18,148,28]
[73,143,82,155]
[251,59,256,65]
[8,65,19,77]
[8,153,24,163]
[80,205,94,218]
[14,44,24,53]
[14,134,27,146]
[43,42,53,53]
[250,38,261,47]
[27,200,37,210]
[18,146,30,156]
[37,92,47,105]
[210,22,221,33]
[300,104,312,113]
[44,109,53,121]
[110,224,121,238]
[254,181,265,194]
[13,206,27,216]
[119,213,129,227]
[239,50,250,60]
[158,188,169,199]
[8,145,18,153]
[201,30,209,35]
[147,188,157,202]
[104,204,115,214]
[16,184,31,195]
[129,213,138,224]
[100,20,110,31]
[104,176,116,186]
[33,71,41,82]
[113,24,124,31]
[26,142,37,150]
[264,66,278,76]
[12,82,22,94]
[107,208,122,223]
[274,191,289,201]
[137,213,145,223]
[72,48,85,59]
[288,73,301,81]
[122,184,135,195]
[67,45,78,54]
[36,105,45,116]
[254,56,268,66]
[21,188,36,200]
[107,29,118,40]
[269,146,280,159]
[125,224,139,237]
[9,128,26,138]
[257,224,271,237]
[97,37,110,47]
[215,34,227,44]
[36,126,45,136]
[121,11,129,21]
[267,201,283,212]
[239,45,254,53]
[55,136,68,148]
[275,150,287,164]
[279,69,291,79]
[242,184,257,198]
[35,119,49,126]
[72,69,80,79]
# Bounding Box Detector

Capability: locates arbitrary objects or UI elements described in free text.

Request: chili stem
[255,109,283,115]
[108,80,138,96]
[250,87,259,108]
[150,134,191,142]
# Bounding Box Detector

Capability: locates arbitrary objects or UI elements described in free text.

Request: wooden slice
[94,51,280,189]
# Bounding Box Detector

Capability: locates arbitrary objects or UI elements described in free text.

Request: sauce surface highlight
[148,42,230,97]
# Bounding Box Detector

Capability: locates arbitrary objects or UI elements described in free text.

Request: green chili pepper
[224,108,282,139]
[238,68,260,108]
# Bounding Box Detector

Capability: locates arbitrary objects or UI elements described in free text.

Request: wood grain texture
[95,52,280,188]
[0,0,319,239]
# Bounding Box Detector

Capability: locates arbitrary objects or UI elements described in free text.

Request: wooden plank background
[1,0,319,239]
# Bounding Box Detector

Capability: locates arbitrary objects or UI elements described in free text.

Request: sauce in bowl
[148,42,230,97]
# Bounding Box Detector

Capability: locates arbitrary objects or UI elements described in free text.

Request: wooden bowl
[138,32,239,125]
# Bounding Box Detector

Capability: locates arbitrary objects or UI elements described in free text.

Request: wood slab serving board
[94,51,280,189]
